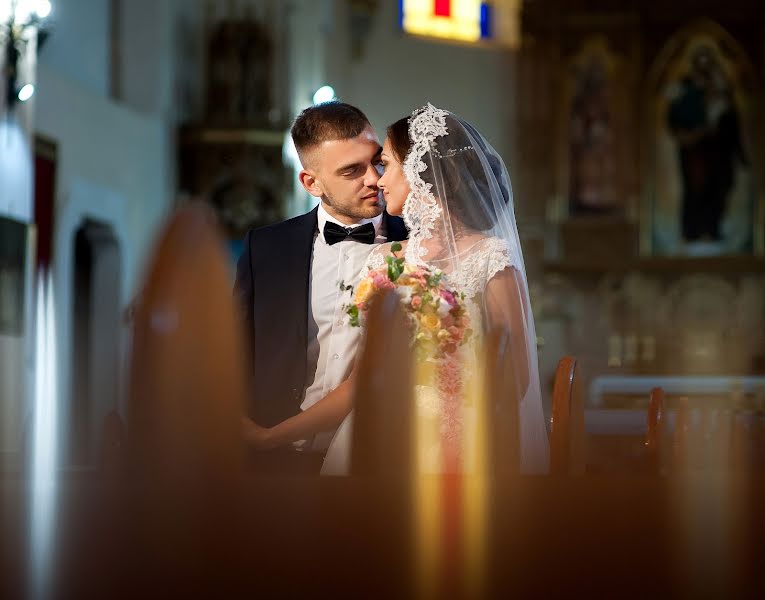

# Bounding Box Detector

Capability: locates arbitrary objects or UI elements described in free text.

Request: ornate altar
[177,5,289,246]
[515,0,765,396]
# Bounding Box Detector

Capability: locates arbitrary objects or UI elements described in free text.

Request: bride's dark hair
[386,116,509,231]
[386,117,411,164]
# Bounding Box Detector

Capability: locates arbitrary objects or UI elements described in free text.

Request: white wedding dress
[321,236,547,475]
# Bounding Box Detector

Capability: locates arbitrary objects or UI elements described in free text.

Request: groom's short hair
[291,101,371,165]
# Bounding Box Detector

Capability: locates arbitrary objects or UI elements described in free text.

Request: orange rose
[421,314,440,331]
[354,278,374,304]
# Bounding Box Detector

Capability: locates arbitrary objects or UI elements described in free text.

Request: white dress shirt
[299,204,386,451]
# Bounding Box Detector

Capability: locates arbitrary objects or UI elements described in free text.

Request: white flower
[436,298,451,318]
[395,285,414,305]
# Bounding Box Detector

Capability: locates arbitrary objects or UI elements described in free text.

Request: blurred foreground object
[127,203,247,478]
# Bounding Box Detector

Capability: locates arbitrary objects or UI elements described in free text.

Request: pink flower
[440,289,456,307]
[411,296,422,309]
[448,326,463,342]
[371,271,393,289]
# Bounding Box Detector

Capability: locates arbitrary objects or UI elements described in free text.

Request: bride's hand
[242,417,276,450]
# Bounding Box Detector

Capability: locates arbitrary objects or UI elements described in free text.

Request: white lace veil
[401,103,549,474]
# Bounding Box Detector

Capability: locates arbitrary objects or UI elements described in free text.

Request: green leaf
[391,241,402,253]
[386,255,403,281]
[347,305,360,327]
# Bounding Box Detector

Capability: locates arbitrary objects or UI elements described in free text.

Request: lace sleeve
[364,243,392,273]
[450,237,514,298]
[484,237,515,284]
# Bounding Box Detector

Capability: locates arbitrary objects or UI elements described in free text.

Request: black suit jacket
[234,207,408,427]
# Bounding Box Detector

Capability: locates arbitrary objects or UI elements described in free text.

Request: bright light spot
[18,84,35,102]
[10,0,51,23]
[312,85,336,105]
[14,0,34,22]
[30,271,58,597]
[34,0,51,19]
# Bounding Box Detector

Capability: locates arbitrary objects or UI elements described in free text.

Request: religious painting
[646,23,759,256]
[564,37,630,217]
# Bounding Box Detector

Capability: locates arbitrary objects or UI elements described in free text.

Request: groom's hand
[242,417,276,450]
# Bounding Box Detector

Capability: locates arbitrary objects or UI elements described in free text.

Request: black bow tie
[323,221,376,245]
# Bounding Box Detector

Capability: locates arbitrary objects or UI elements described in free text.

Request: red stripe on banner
[434,0,451,17]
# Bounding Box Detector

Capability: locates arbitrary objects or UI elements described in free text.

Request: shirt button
[333,353,340,360]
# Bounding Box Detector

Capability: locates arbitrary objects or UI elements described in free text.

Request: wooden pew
[350,289,413,477]
[126,204,246,479]
[550,356,581,475]
[28,474,765,598]
[645,386,666,472]
[123,205,248,590]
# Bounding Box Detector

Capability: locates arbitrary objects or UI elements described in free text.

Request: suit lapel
[285,207,319,360]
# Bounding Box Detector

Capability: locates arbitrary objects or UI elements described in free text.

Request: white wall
[34,63,174,442]
[120,0,181,117]
[38,0,111,97]
[0,120,34,222]
[35,64,171,294]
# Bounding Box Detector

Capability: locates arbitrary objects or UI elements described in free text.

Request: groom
[234,101,407,470]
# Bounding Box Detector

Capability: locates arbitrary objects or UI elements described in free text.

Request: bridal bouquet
[342,243,472,360]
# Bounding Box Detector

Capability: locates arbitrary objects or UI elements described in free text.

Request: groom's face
[299,125,384,224]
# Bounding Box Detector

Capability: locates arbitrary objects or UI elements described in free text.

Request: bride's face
[378,138,411,216]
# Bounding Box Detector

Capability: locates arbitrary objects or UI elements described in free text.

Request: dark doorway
[70,220,122,466]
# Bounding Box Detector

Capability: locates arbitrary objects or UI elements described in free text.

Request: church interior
[2,0,765,596]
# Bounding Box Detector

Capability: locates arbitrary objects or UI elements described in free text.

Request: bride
[244,104,549,474]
